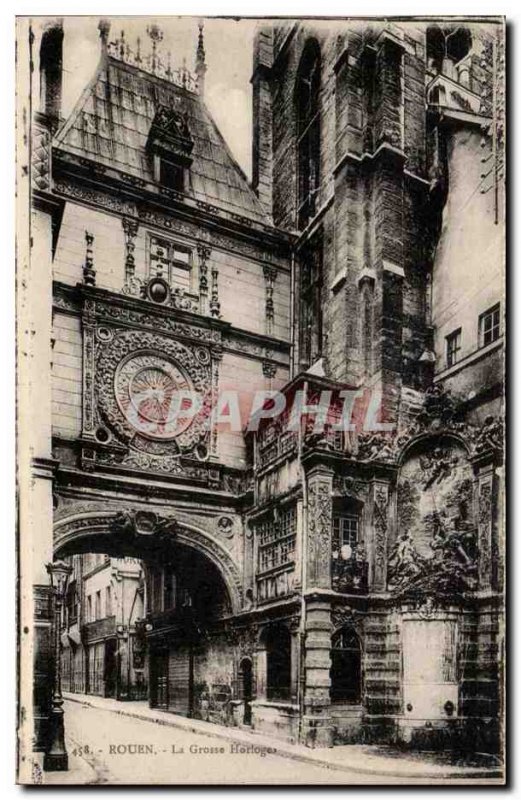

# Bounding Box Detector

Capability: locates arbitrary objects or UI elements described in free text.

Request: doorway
[150,648,169,709]
[103,638,117,698]
[168,644,192,716]
[241,658,253,725]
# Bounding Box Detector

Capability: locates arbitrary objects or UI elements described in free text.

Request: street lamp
[43,560,72,771]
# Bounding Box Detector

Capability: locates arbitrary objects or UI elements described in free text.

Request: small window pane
[159,159,184,191]
[479,303,501,347]
[446,328,461,368]
[172,247,191,266]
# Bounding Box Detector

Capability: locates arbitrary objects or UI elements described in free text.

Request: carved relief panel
[307,469,334,590]
[390,437,478,597]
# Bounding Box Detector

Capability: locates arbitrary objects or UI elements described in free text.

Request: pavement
[55,691,504,785]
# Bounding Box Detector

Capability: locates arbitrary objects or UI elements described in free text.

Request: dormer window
[159,158,185,191]
[147,104,194,193]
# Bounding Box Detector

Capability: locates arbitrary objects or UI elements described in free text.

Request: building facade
[60,554,146,700]
[19,16,504,771]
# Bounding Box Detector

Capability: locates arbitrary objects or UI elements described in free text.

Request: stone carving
[333,476,369,501]
[95,300,222,345]
[387,531,424,588]
[121,217,140,295]
[54,513,114,542]
[390,442,478,598]
[262,360,278,379]
[355,385,503,465]
[52,177,138,217]
[474,416,503,455]
[373,485,389,590]
[307,476,333,588]
[137,207,288,266]
[53,496,122,522]
[81,298,96,437]
[263,264,277,335]
[53,290,81,314]
[52,176,289,269]
[417,447,458,489]
[95,328,213,458]
[357,431,399,462]
[209,258,221,318]
[217,516,234,538]
[121,276,144,298]
[478,481,493,586]
[197,242,211,313]
[32,122,51,192]
[94,448,227,490]
[331,605,364,635]
[82,232,96,286]
[109,510,178,544]
[96,326,114,343]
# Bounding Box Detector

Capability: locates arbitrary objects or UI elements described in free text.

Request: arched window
[330,627,362,704]
[360,279,375,379]
[426,25,472,79]
[299,235,323,368]
[296,40,321,230]
[264,625,291,702]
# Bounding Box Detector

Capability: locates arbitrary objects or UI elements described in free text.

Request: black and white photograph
[15,12,505,785]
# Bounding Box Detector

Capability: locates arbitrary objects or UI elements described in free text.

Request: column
[301,596,333,748]
[301,466,334,747]
[477,465,495,590]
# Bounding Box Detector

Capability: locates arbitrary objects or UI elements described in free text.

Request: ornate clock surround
[81,295,220,463]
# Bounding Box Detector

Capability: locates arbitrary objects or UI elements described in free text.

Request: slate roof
[54,55,269,225]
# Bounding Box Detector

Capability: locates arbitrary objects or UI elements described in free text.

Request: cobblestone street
[38,697,503,785]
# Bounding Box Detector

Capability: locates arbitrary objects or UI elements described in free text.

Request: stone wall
[193,632,235,726]
[260,21,431,415]
[52,200,292,339]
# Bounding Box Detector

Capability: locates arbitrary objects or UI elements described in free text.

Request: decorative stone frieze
[197,241,211,314]
[263,264,277,335]
[306,468,334,590]
[121,217,141,296]
[82,231,96,286]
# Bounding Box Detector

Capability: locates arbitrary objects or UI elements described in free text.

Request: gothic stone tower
[249,18,504,751]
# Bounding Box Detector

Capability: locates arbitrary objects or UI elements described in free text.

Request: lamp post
[44,560,72,771]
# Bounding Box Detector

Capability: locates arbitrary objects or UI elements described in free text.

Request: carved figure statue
[110,510,135,537]
[388,531,424,586]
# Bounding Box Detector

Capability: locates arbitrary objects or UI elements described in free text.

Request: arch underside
[53,512,242,613]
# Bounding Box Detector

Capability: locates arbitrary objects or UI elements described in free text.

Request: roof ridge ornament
[106,23,198,93]
[98,19,111,54]
[195,19,207,97]
[146,23,163,74]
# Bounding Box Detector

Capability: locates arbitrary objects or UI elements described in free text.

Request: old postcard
[16,14,505,785]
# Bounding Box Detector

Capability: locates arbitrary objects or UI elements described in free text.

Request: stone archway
[53,509,243,614]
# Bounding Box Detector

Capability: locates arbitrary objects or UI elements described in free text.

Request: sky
[55,17,258,180]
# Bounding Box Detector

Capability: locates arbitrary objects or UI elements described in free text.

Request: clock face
[115,352,195,440]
